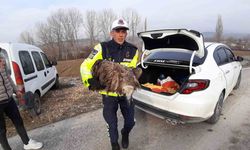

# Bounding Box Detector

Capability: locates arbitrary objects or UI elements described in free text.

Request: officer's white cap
[111,18,129,31]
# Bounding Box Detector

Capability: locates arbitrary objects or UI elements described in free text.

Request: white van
[0,42,59,115]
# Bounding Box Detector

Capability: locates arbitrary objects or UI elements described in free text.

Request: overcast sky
[0,0,249,42]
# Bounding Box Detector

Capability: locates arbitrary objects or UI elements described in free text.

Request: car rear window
[144,50,207,66]
[19,51,35,75]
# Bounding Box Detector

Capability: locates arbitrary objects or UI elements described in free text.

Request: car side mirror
[236,56,244,62]
[51,60,57,66]
[51,57,57,66]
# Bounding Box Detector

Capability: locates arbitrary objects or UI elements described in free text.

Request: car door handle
[225,70,230,74]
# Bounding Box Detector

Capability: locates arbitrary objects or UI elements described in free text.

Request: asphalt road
[8,68,250,150]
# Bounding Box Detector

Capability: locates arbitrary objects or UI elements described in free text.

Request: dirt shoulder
[7,59,102,137]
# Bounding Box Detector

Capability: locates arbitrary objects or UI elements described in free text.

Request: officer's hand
[16,91,23,99]
[88,78,104,90]
[88,78,99,86]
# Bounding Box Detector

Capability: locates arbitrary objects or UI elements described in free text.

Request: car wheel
[53,76,60,89]
[234,71,241,90]
[29,93,41,116]
[206,92,224,124]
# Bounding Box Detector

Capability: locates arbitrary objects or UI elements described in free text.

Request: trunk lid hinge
[189,51,196,74]
[141,50,150,69]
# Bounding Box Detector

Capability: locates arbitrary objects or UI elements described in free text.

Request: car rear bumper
[132,88,219,123]
[134,98,206,123]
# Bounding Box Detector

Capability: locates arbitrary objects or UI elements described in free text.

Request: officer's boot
[111,143,120,150]
[121,129,129,149]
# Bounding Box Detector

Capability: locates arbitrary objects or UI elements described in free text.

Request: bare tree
[65,8,83,40]
[215,15,223,42]
[36,22,58,58]
[36,22,53,45]
[62,8,83,58]
[122,8,141,42]
[47,9,67,59]
[84,10,100,46]
[19,30,35,45]
[98,9,117,41]
[36,8,84,60]
[20,8,146,60]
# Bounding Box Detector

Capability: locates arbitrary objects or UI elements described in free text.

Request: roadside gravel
[6,77,102,137]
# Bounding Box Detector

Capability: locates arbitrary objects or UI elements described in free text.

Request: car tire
[234,71,241,90]
[29,93,41,116]
[52,76,60,89]
[206,92,224,124]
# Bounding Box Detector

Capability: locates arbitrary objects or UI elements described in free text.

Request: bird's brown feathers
[91,60,142,99]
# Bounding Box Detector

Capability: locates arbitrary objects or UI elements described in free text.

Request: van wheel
[29,93,41,116]
[206,92,224,124]
[234,71,241,90]
[53,76,60,89]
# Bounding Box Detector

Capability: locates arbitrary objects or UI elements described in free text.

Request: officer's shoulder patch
[88,48,99,59]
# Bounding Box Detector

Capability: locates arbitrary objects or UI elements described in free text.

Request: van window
[0,49,11,75]
[41,53,52,68]
[31,51,45,71]
[19,51,35,75]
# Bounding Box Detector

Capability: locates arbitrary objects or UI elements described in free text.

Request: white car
[0,42,59,115]
[132,29,243,124]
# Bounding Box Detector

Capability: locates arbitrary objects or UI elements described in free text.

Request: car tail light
[181,80,210,94]
[12,61,25,105]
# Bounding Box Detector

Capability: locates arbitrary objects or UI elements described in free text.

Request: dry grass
[233,50,250,57]
[6,59,102,137]
[56,59,84,77]
[6,78,102,137]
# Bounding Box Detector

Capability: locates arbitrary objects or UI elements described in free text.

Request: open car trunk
[138,64,191,95]
[136,29,207,95]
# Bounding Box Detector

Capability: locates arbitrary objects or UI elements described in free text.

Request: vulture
[90,59,142,103]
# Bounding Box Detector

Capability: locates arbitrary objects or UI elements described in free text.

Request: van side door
[31,51,48,95]
[40,52,56,91]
